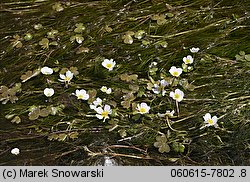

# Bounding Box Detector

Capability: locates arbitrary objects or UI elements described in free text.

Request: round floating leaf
[154,135,170,153]
[134,30,145,39]
[68,132,79,140]
[24,33,33,41]
[39,38,49,49]
[39,108,51,117]
[166,13,174,18]
[49,41,58,46]
[245,54,250,61]
[75,35,84,44]
[121,100,131,109]
[123,35,133,44]
[57,133,67,141]
[11,116,21,124]
[69,67,79,76]
[74,23,86,33]
[34,24,43,30]
[52,2,64,12]
[159,143,170,153]
[104,25,113,33]
[76,47,90,54]
[118,129,127,138]
[28,108,40,120]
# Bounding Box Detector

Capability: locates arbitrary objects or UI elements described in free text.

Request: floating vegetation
[0,83,21,104]
[0,0,249,166]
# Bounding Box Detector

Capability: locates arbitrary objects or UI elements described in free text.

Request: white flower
[203,113,218,127]
[74,89,89,100]
[11,148,20,155]
[170,89,184,102]
[166,110,175,117]
[137,102,150,114]
[102,59,116,71]
[41,66,53,75]
[95,105,112,122]
[169,66,182,77]
[100,86,112,94]
[158,110,175,118]
[190,47,200,53]
[90,97,102,110]
[59,70,74,83]
[44,88,54,97]
[152,80,168,96]
[183,55,194,64]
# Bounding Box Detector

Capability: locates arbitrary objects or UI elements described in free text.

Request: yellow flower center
[77,95,84,99]
[208,119,213,125]
[106,63,112,69]
[186,59,191,63]
[101,111,109,118]
[139,107,147,113]
[65,76,71,81]
[174,94,180,99]
[173,71,179,76]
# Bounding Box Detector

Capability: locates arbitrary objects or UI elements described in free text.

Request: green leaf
[52,2,64,12]
[34,24,43,30]
[74,23,86,33]
[239,51,245,56]
[245,54,250,61]
[118,129,127,138]
[76,47,90,54]
[68,132,79,140]
[39,108,51,117]
[47,30,58,39]
[123,35,133,44]
[69,67,79,76]
[24,33,33,41]
[134,30,145,40]
[39,38,49,49]
[166,13,174,18]
[11,116,21,124]
[28,108,40,120]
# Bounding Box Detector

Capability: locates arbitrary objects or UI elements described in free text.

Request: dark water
[0,0,249,165]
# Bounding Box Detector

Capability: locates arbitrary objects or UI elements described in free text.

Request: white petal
[83,94,89,100]
[104,105,111,112]
[66,70,73,78]
[212,116,218,123]
[106,88,112,94]
[95,107,103,114]
[140,102,148,108]
[169,91,174,98]
[203,113,211,121]
[90,105,96,110]
[96,114,103,119]
[160,80,168,87]
[59,74,65,79]
[176,89,184,97]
